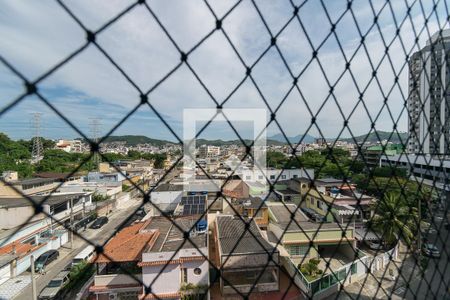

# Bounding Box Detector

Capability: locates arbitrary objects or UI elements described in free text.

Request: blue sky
[0,0,448,142]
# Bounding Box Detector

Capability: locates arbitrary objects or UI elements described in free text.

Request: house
[299,178,376,223]
[212,215,279,295]
[0,173,58,198]
[150,184,184,212]
[89,222,158,300]
[222,179,249,199]
[267,203,367,298]
[0,192,93,230]
[231,197,269,229]
[138,216,209,299]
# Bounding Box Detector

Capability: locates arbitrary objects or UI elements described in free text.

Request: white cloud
[0,0,446,140]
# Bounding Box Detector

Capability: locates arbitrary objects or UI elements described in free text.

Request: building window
[246,176,251,180]
[310,197,314,205]
[270,175,275,180]
[289,245,309,256]
[351,263,357,275]
[293,174,298,178]
[317,200,321,209]
[281,175,286,179]
[258,175,263,180]
[194,267,202,275]
[181,268,187,283]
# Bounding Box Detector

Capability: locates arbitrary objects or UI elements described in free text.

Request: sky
[0,0,448,142]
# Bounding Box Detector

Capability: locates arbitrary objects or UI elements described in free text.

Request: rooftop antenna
[31,113,44,163]
[89,117,102,168]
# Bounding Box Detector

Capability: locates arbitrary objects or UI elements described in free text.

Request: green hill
[103,135,176,146]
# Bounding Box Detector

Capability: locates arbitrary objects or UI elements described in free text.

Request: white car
[368,240,384,250]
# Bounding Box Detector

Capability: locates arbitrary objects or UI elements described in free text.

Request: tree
[370,192,418,247]
[298,258,323,280]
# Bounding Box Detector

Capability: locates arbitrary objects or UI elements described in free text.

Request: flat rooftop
[153,183,184,192]
[268,203,342,231]
[144,216,206,252]
[216,215,276,255]
[0,193,87,208]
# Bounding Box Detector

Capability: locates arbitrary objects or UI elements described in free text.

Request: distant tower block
[89,118,102,168]
[31,113,44,163]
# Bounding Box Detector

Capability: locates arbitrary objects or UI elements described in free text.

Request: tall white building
[408,29,450,155]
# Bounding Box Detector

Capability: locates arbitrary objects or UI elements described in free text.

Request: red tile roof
[94,222,158,263]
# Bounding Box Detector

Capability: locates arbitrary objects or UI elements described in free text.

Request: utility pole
[89,117,102,169]
[31,113,44,164]
[30,255,37,300]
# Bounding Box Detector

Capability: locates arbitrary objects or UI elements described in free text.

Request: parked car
[38,270,70,299]
[71,245,95,267]
[35,250,59,272]
[368,240,384,250]
[90,216,108,229]
[422,243,440,258]
[136,208,146,218]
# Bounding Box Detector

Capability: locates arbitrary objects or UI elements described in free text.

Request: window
[270,175,275,180]
[293,175,298,178]
[310,197,315,205]
[181,268,187,283]
[281,175,286,179]
[246,176,251,180]
[317,200,321,209]
[289,245,309,256]
[194,267,202,275]
[258,175,263,180]
[351,263,357,275]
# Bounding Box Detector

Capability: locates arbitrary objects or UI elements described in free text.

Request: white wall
[150,191,182,204]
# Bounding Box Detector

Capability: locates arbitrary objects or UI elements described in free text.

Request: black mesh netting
[0,1,449,300]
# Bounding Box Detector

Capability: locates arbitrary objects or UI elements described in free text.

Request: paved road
[400,219,450,300]
[13,200,142,300]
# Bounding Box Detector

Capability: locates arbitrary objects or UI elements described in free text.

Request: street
[400,219,450,299]
[13,199,142,300]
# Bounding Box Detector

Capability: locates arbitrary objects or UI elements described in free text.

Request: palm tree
[370,192,418,247]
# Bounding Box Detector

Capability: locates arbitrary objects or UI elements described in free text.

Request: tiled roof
[0,242,45,258]
[95,222,158,263]
[216,215,276,255]
[144,216,207,252]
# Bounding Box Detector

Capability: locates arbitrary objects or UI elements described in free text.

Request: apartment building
[408,29,450,155]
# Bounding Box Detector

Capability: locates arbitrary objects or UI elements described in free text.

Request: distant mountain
[337,131,408,144]
[101,135,285,147]
[103,135,175,146]
[268,133,316,144]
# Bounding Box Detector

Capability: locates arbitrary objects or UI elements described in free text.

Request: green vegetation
[370,192,418,247]
[92,193,110,202]
[102,135,174,146]
[0,133,167,178]
[266,149,364,179]
[180,283,208,300]
[298,258,323,281]
[66,261,95,294]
